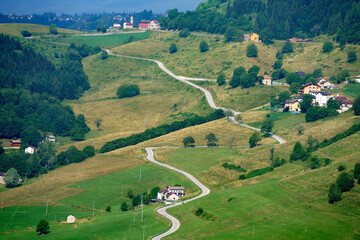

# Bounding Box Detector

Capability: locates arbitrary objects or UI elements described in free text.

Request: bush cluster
[116,84,140,99]
[101,110,225,153]
[239,167,274,180]
[222,163,246,172]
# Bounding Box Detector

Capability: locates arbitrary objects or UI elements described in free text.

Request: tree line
[160,0,360,44]
[101,109,225,153]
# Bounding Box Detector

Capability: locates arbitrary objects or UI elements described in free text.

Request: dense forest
[160,0,360,44]
[0,34,93,100]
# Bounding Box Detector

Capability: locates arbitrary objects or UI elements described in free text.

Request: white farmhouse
[356,75,360,83]
[25,146,37,154]
[112,22,121,29]
[149,20,161,30]
[310,91,333,106]
[67,215,76,223]
[46,135,56,142]
[157,186,185,202]
[123,16,133,29]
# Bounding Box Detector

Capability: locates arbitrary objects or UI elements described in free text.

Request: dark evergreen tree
[290,142,306,161]
[246,44,258,57]
[328,183,342,204]
[199,41,209,52]
[169,43,178,54]
[36,220,50,235]
[322,42,334,53]
[282,40,293,54]
[121,202,128,211]
[217,73,226,86]
[353,96,360,116]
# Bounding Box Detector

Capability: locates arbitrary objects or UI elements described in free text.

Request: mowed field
[0,23,78,37]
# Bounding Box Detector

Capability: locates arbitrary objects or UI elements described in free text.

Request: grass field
[0,23,78,37]
[56,31,150,48]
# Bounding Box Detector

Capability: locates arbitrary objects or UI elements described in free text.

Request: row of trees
[228,65,260,89]
[101,109,225,153]
[183,133,218,147]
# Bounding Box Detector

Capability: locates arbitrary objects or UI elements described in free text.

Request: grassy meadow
[0,23,78,37]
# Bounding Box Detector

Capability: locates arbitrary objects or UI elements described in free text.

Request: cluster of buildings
[9,135,56,154]
[157,186,185,204]
[244,33,259,42]
[284,82,353,113]
[110,16,161,31]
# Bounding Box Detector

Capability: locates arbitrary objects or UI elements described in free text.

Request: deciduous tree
[36,220,50,235]
[328,183,342,204]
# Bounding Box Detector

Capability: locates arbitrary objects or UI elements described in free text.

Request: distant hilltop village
[111,16,161,31]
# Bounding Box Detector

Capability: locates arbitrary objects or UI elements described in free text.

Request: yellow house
[250,33,259,42]
[285,100,301,112]
[300,83,321,94]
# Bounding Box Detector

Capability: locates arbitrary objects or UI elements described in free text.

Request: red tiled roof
[263,75,272,79]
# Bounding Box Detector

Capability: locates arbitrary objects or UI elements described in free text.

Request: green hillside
[0,23,78,37]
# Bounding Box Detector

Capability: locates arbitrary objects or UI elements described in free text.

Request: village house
[285,99,301,112]
[300,83,321,94]
[139,20,151,29]
[244,33,259,42]
[335,95,354,113]
[317,78,337,89]
[262,75,272,85]
[112,22,121,29]
[10,139,21,148]
[123,16,134,29]
[25,146,37,154]
[149,20,161,30]
[46,135,56,142]
[356,75,360,83]
[157,186,185,202]
[296,71,306,77]
[310,91,333,106]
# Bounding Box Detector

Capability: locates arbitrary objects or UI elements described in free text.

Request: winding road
[105,50,287,238]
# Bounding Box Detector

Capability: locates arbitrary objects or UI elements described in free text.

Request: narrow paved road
[145,148,210,239]
[105,50,287,239]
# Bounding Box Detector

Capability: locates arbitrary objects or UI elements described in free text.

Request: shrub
[195,208,204,216]
[246,44,258,57]
[121,202,128,211]
[199,41,209,52]
[4,168,21,188]
[290,142,306,161]
[217,73,226,86]
[222,163,246,172]
[101,50,109,60]
[338,165,346,172]
[106,206,111,213]
[354,163,360,179]
[49,24,58,35]
[179,29,190,38]
[21,30,32,37]
[82,146,95,158]
[249,131,262,148]
[183,136,195,147]
[336,172,354,192]
[328,183,342,204]
[169,43,177,54]
[117,84,140,99]
[322,42,334,53]
[347,51,357,62]
[238,174,246,180]
[246,167,274,179]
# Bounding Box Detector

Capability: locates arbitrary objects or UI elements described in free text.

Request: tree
[322,42,334,53]
[338,165,346,172]
[282,40,293,54]
[21,126,42,147]
[95,119,102,129]
[297,123,305,135]
[101,50,109,60]
[229,67,245,88]
[300,94,313,113]
[106,206,111,212]
[169,43,177,54]
[121,202,128,211]
[286,73,302,85]
[290,142,306,161]
[96,25,101,32]
[327,98,340,110]
[36,219,50,235]
[248,65,260,75]
[289,82,301,94]
[261,118,274,137]
[312,69,323,78]
[195,208,204,216]
[246,44,258,57]
[101,27,107,33]
[336,70,350,84]
[347,51,357,63]
[278,91,290,106]
[117,84,140,99]
[260,27,273,44]
[49,24,58,35]
[306,135,318,152]
[354,163,360,179]
[353,96,360,116]
[206,133,218,147]
[179,29,190,38]
[336,172,354,192]
[225,26,242,42]
[217,73,226,86]
[199,41,209,52]
[82,146,95,158]
[183,136,195,147]
[328,183,342,204]
[4,168,21,188]
[273,60,283,69]
[150,187,160,199]
[249,132,262,148]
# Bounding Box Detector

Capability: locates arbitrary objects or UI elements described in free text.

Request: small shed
[67,215,76,223]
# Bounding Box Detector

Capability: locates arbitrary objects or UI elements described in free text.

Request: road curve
[106,50,286,144]
[145,147,210,239]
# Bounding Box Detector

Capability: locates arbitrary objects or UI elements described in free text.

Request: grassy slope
[153,112,360,239]
[0,23,78,37]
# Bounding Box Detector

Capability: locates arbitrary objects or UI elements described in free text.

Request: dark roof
[285,99,298,104]
[301,82,320,89]
[295,94,315,99]
[296,71,306,77]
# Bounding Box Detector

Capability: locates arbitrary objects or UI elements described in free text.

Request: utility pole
[141,195,143,222]
[139,165,142,182]
[143,226,145,240]
[139,144,141,159]
[92,200,95,217]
